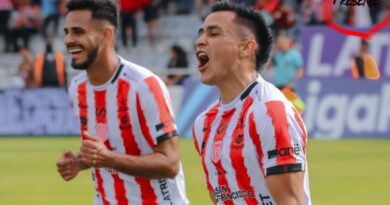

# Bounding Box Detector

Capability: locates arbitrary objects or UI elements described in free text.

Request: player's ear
[239,39,257,58]
[101,26,115,45]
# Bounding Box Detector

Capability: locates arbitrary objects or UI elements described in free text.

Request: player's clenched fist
[79,131,112,167]
[56,150,80,181]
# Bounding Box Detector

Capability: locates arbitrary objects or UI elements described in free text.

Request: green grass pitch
[0,137,390,205]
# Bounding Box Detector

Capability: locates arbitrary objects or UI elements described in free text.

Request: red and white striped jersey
[193,75,311,205]
[68,57,189,205]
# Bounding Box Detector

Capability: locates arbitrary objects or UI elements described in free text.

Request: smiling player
[55,0,189,204]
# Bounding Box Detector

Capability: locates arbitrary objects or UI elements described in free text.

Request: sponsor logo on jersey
[267,144,301,159]
[214,186,255,203]
[158,179,172,203]
[259,194,273,205]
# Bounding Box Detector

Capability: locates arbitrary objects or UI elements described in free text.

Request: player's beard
[71,46,99,70]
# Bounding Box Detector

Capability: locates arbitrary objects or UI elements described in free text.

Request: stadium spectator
[301,0,324,25]
[12,47,35,88]
[195,0,218,20]
[268,33,306,112]
[177,0,194,14]
[333,4,355,26]
[272,2,298,38]
[164,44,189,86]
[143,0,163,47]
[233,0,256,7]
[255,0,281,26]
[270,33,303,90]
[56,0,189,204]
[351,39,380,80]
[40,0,61,37]
[33,37,66,87]
[193,2,311,204]
[7,0,41,52]
[368,1,382,24]
[119,0,145,48]
[0,0,14,52]
[159,0,174,14]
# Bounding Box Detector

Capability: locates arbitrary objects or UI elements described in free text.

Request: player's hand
[56,150,80,181]
[79,131,111,167]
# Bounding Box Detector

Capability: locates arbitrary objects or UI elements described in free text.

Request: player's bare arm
[56,150,90,181]
[79,131,180,179]
[266,171,305,205]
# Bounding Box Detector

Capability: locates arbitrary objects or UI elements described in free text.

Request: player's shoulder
[68,71,87,97]
[119,57,165,88]
[249,76,292,113]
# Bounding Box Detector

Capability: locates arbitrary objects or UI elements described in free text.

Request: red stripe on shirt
[95,90,128,205]
[135,177,158,205]
[229,97,258,204]
[117,80,143,155]
[144,76,175,133]
[201,104,219,191]
[293,109,307,154]
[265,101,296,165]
[248,112,265,177]
[212,109,235,205]
[77,82,88,140]
[116,80,158,205]
[94,169,109,205]
[136,92,155,147]
[77,83,114,204]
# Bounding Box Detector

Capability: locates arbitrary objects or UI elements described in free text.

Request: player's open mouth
[67,46,84,58]
[196,51,209,71]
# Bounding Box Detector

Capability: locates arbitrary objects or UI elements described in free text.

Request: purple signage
[301,26,390,78]
[297,78,390,139]
[0,88,79,136]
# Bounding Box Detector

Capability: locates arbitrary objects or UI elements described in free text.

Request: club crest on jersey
[212,141,223,163]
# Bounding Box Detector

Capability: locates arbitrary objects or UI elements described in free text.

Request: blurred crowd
[1,0,389,53]
[0,0,389,89]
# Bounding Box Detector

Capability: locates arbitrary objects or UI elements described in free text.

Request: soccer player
[192,2,311,205]
[55,0,189,204]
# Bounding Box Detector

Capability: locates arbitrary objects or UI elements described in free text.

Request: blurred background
[0,0,390,204]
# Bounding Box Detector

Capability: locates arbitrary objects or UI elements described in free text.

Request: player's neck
[87,50,119,86]
[218,70,257,105]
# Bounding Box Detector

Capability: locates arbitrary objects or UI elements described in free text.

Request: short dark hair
[66,0,118,30]
[211,2,272,71]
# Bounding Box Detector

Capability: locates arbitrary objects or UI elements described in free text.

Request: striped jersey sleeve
[192,113,205,156]
[135,75,177,146]
[250,99,308,176]
[67,73,86,123]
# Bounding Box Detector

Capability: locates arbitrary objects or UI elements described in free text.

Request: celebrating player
[56,0,189,204]
[193,2,311,205]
